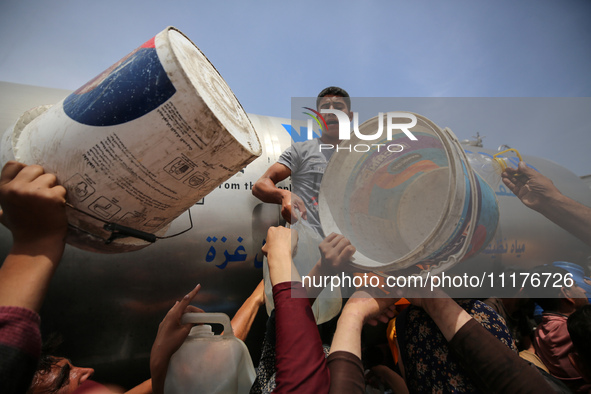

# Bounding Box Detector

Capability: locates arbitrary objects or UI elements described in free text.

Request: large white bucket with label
[319,112,499,275]
[1,27,261,253]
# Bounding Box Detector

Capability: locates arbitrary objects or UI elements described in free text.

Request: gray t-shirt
[277,139,333,236]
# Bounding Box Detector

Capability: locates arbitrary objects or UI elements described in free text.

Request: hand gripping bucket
[0,27,261,253]
[318,112,499,275]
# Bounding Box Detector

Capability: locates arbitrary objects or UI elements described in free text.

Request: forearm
[449,319,553,393]
[329,310,364,359]
[150,357,168,394]
[267,250,300,286]
[0,242,63,311]
[252,177,289,204]
[536,192,591,247]
[421,297,554,393]
[421,297,472,342]
[231,290,264,342]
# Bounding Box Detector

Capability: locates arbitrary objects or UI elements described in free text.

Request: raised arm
[405,293,555,393]
[502,161,591,247]
[0,162,68,312]
[328,291,398,394]
[0,162,68,394]
[252,162,307,223]
[150,284,203,394]
[262,226,330,393]
[230,279,265,342]
[330,291,397,359]
[262,225,299,286]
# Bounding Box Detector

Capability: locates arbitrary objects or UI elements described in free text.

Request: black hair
[316,86,351,112]
[567,304,591,366]
[27,334,69,394]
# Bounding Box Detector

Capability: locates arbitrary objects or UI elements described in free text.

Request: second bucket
[318,112,499,275]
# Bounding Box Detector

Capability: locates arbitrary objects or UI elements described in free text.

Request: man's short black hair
[567,304,591,366]
[316,86,351,111]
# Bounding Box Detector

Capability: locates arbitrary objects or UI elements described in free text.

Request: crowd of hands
[1,158,589,393]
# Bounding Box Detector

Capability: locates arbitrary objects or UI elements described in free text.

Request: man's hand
[502,161,591,246]
[0,161,67,258]
[150,284,204,394]
[501,161,561,213]
[318,233,356,274]
[280,192,307,224]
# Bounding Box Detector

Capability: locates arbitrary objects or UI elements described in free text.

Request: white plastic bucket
[318,112,499,275]
[1,27,261,253]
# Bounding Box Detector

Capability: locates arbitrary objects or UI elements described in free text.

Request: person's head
[523,265,588,314]
[28,355,94,394]
[316,86,352,143]
[567,304,591,382]
[316,86,351,112]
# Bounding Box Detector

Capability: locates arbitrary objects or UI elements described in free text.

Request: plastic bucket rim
[318,112,481,274]
[164,27,261,157]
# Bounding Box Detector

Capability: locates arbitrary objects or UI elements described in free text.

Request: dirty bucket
[1,27,261,253]
[318,112,499,275]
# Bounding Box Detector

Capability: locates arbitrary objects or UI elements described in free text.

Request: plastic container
[164,313,255,394]
[0,27,261,253]
[318,112,500,275]
[466,148,524,189]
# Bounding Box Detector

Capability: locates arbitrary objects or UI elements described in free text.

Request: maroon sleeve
[449,318,554,393]
[0,306,42,394]
[327,351,365,394]
[273,281,330,393]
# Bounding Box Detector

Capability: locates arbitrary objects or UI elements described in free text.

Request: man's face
[30,357,94,393]
[317,95,352,141]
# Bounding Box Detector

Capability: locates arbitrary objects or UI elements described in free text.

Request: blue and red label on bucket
[63,37,176,127]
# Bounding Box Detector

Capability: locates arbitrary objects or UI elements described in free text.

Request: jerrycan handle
[493,148,523,172]
[180,313,234,337]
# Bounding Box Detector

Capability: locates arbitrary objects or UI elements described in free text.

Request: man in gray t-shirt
[276,139,334,235]
[252,87,353,237]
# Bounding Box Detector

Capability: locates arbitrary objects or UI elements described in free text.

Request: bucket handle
[180,312,234,336]
[493,148,523,172]
[65,202,194,244]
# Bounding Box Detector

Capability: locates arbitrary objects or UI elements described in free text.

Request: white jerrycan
[164,313,255,394]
